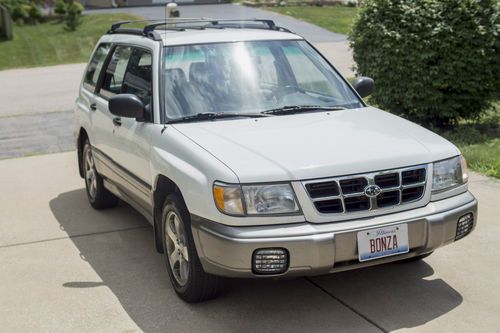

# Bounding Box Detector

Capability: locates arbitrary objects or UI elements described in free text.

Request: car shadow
[49,189,462,332]
[310,260,463,331]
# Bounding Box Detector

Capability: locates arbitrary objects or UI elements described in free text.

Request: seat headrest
[165,68,187,85]
[189,62,211,83]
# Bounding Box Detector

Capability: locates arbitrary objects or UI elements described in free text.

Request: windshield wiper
[167,112,271,124]
[261,105,347,115]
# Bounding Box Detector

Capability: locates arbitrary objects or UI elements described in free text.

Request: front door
[95,45,154,213]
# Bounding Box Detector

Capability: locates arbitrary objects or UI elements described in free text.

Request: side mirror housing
[352,76,374,98]
[109,94,145,120]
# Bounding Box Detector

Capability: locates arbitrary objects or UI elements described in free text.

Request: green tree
[54,0,66,15]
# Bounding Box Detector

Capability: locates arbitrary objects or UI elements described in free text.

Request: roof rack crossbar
[143,18,279,34]
[108,18,212,33]
[107,18,290,40]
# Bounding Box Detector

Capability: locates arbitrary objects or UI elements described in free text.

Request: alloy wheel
[164,211,190,286]
[84,147,97,200]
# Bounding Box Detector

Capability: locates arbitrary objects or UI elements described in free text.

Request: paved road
[0,152,499,332]
[0,111,75,159]
[0,63,85,117]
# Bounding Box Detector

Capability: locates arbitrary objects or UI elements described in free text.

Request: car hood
[172,107,459,182]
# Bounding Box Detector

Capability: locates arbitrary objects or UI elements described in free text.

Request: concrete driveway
[0,152,499,332]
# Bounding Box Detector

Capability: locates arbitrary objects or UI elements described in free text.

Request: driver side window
[100,46,153,108]
[100,46,132,99]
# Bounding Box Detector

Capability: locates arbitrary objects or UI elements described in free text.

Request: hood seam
[170,125,241,183]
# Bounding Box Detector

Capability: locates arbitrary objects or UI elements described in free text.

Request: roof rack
[107,18,291,41]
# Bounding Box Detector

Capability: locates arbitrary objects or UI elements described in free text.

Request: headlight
[213,182,300,216]
[242,184,300,215]
[432,156,468,192]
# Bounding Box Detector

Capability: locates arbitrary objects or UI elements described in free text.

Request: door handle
[90,103,97,111]
[113,117,122,126]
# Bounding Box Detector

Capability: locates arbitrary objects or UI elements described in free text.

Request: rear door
[77,43,111,148]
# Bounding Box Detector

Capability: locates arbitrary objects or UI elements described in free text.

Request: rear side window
[83,43,111,91]
[100,46,152,106]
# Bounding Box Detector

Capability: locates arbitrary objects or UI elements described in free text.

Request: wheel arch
[153,174,187,253]
[77,127,89,178]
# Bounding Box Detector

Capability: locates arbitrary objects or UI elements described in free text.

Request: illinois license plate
[357,224,409,262]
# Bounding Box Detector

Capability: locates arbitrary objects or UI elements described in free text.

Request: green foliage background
[350,0,500,127]
[0,0,41,23]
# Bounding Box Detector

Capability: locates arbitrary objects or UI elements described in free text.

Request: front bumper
[191,191,477,278]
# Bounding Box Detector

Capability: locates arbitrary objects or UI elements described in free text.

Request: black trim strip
[92,146,152,192]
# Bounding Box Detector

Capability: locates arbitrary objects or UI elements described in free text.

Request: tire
[82,139,119,210]
[400,252,433,263]
[161,194,222,302]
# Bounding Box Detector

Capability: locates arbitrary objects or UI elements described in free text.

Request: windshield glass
[163,40,363,119]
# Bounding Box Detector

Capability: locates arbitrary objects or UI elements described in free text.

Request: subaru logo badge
[364,185,382,198]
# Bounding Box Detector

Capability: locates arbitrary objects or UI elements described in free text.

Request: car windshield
[163,40,363,119]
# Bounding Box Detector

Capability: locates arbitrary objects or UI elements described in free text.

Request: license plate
[357,224,409,262]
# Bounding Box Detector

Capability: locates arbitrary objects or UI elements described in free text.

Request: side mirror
[109,94,145,120]
[352,76,374,98]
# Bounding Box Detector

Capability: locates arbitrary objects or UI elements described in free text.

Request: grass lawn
[0,13,141,70]
[265,6,359,35]
[437,105,500,179]
[459,139,500,179]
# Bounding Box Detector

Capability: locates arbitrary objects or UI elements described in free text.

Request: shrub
[0,1,43,24]
[10,4,29,22]
[54,0,66,15]
[350,0,500,127]
[64,1,82,31]
[71,0,83,14]
[27,2,41,22]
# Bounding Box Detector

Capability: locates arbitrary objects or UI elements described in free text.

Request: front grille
[314,199,343,214]
[304,165,428,215]
[402,186,424,202]
[374,173,399,188]
[402,169,426,184]
[306,181,339,198]
[377,190,400,207]
[344,195,370,211]
[339,178,367,194]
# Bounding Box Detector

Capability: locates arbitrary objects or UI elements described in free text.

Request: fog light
[252,248,289,275]
[456,213,474,240]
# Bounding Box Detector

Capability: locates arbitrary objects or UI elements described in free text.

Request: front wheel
[161,194,222,302]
